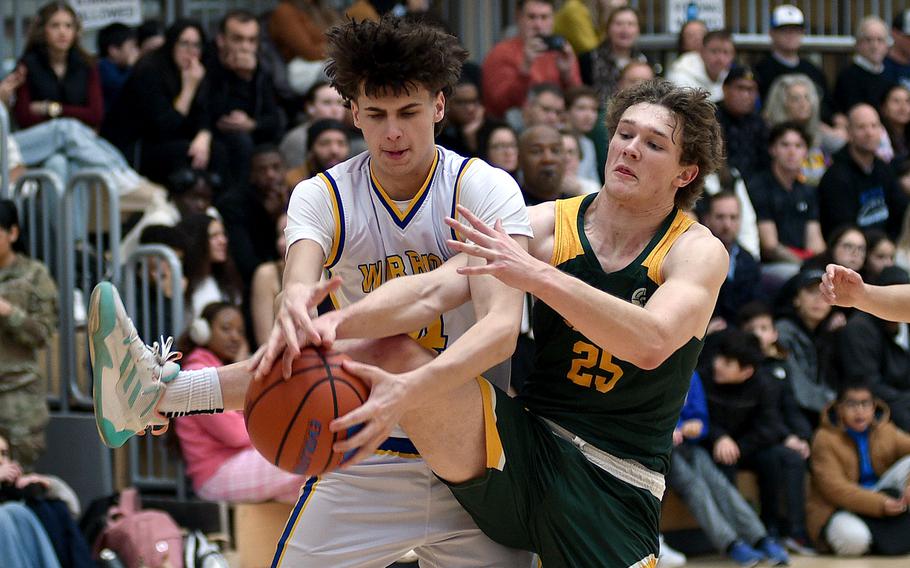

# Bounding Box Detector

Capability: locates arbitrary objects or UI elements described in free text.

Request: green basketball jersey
[519,194,705,475]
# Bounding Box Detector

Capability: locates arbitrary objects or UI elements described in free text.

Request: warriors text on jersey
[285,145,531,369]
[519,194,704,474]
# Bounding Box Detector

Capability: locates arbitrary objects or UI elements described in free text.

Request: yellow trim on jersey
[640,210,694,285]
[318,173,343,268]
[477,377,506,471]
[373,449,422,459]
[550,196,588,267]
[451,157,478,242]
[274,477,321,567]
[627,554,657,568]
[369,150,439,222]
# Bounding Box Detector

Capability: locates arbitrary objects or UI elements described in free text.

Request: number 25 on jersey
[567,340,623,393]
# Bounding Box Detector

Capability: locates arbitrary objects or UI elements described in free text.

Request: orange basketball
[244,347,370,476]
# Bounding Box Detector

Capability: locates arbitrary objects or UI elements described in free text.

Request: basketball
[244,347,370,476]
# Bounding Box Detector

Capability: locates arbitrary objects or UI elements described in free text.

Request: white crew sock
[158,367,224,417]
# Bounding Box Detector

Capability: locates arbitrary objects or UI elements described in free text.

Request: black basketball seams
[334,378,367,404]
[246,363,344,415]
[272,376,332,468]
[319,350,342,473]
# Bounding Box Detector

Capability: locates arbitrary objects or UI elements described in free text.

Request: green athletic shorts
[443,378,660,568]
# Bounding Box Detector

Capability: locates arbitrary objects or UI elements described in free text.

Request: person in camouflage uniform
[0,200,58,470]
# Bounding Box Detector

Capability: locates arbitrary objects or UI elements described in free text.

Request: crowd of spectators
[3,0,910,565]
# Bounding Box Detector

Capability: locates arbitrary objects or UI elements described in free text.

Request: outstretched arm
[326,243,527,465]
[317,254,472,343]
[821,263,910,322]
[447,205,728,369]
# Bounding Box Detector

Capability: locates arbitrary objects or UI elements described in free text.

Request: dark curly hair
[325,15,467,102]
[605,79,725,210]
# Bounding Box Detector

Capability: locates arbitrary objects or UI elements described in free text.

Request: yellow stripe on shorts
[476,377,506,471]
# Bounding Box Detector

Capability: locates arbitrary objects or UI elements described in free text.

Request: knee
[826,512,871,556]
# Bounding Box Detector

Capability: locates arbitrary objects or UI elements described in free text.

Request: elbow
[627,332,675,370]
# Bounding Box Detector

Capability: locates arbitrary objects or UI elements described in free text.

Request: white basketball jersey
[286,145,532,371]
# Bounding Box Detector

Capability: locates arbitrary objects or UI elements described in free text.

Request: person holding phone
[481,0,581,120]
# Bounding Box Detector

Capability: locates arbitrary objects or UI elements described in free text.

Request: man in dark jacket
[699,190,762,333]
[716,66,768,182]
[837,266,910,432]
[208,10,283,193]
[817,104,906,238]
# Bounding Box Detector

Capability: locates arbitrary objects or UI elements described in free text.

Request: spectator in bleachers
[837,265,910,432]
[835,17,894,117]
[174,301,306,504]
[176,214,243,319]
[754,5,835,124]
[285,118,350,187]
[96,22,138,114]
[345,0,381,23]
[0,200,57,471]
[676,19,708,55]
[717,65,768,182]
[477,121,519,178]
[520,83,565,130]
[699,191,762,335]
[517,124,566,205]
[667,371,789,567]
[818,104,906,239]
[102,20,226,187]
[482,0,581,121]
[209,10,283,193]
[806,382,910,556]
[14,2,102,130]
[616,60,654,90]
[748,122,825,276]
[863,229,897,282]
[436,74,485,157]
[560,131,600,196]
[699,163,760,258]
[279,81,347,169]
[699,327,805,544]
[763,74,845,187]
[666,29,735,103]
[740,301,814,446]
[775,268,838,421]
[219,145,291,286]
[803,224,868,278]
[136,19,164,57]
[885,10,910,90]
[579,6,646,103]
[0,431,90,568]
[251,213,288,347]
[564,85,601,183]
[880,84,910,165]
[269,0,343,94]
[698,328,802,560]
[121,168,219,260]
[553,0,599,55]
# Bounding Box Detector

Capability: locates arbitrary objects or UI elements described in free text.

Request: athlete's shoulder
[664,220,729,283]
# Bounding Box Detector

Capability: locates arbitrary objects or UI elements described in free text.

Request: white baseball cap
[771,5,805,29]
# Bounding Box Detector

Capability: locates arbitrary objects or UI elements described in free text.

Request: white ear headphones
[189,318,211,346]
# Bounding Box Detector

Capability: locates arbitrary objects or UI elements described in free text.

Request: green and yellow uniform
[446,194,704,568]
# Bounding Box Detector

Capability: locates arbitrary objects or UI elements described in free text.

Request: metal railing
[62,170,121,411]
[11,170,67,408]
[0,103,10,199]
[123,244,187,497]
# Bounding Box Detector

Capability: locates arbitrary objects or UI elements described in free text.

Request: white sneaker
[658,534,687,568]
[89,282,181,448]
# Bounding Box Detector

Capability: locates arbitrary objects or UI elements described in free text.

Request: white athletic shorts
[270,438,533,567]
